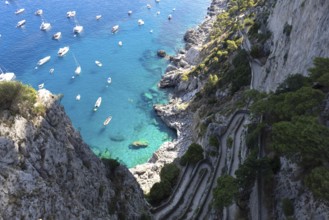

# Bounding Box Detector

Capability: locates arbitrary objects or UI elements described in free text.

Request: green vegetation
[213,175,239,209]
[147,163,180,206]
[309,57,329,88]
[222,49,251,94]
[305,167,329,201]
[249,57,329,201]
[282,198,294,217]
[0,81,45,118]
[209,135,219,147]
[180,143,204,165]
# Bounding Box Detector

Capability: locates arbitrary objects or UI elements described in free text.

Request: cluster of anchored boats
[5,0,178,127]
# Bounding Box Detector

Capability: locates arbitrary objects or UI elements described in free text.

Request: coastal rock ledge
[0,89,148,219]
[129,0,227,194]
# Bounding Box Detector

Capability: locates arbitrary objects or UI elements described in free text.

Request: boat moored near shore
[53,32,62,40]
[16,20,26,28]
[58,46,70,57]
[37,56,51,66]
[112,25,119,33]
[94,97,102,111]
[15,8,25,15]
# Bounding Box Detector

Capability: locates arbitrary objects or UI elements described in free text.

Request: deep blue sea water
[0,0,210,167]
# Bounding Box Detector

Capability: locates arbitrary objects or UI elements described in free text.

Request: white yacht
[53,32,62,40]
[5,1,9,5]
[96,15,102,20]
[128,10,132,16]
[40,22,51,31]
[35,9,43,16]
[76,94,81,101]
[156,11,160,15]
[16,20,26,28]
[73,25,83,34]
[168,14,172,20]
[95,60,102,67]
[107,77,112,84]
[118,41,123,46]
[138,19,144,26]
[67,11,76,18]
[147,4,152,9]
[112,25,119,33]
[15,8,25,15]
[37,56,51,66]
[94,97,102,111]
[49,68,55,74]
[58,46,69,57]
[0,68,16,82]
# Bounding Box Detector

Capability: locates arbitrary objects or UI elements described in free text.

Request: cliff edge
[0,83,149,219]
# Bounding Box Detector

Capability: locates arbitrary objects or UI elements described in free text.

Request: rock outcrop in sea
[0,88,149,219]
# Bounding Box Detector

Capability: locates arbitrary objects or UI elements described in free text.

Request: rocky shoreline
[130,0,228,193]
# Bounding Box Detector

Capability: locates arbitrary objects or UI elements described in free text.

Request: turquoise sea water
[0,0,210,167]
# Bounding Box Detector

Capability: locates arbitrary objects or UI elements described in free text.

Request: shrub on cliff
[0,81,45,118]
[147,163,180,206]
[213,175,239,209]
[305,167,329,201]
[180,143,204,165]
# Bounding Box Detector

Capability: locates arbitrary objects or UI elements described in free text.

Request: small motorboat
[5,1,9,5]
[15,8,25,15]
[172,8,176,11]
[96,15,102,20]
[156,11,160,15]
[95,60,102,67]
[138,19,144,26]
[73,25,83,34]
[37,56,51,66]
[155,0,160,3]
[112,25,119,33]
[38,83,44,89]
[75,65,81,75]
[94,97,102,111]
[76,94,81,101]
[67,11,76,18]
[128,10,132,16]
[58,46,70,57]
[118,41,123,46]
[53,32,62,40]
[40,22,51,31]
[103,116,112,126]
[150,29,153,33]
[147,4,152,9]
[168,14,172,20]
[35,9,43,16]
[16,20,26,28]
[107,77,112,84]
[49,68,54,74]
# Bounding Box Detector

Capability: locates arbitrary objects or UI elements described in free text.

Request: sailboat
[73,53,81,75]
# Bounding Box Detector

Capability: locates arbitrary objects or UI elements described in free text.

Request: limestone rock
[0,89,149,219]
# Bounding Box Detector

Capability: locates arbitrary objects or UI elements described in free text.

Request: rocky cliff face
[252,0,329,91]
[0,89,148,219]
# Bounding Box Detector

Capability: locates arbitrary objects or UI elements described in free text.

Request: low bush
[180,143,204,165]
